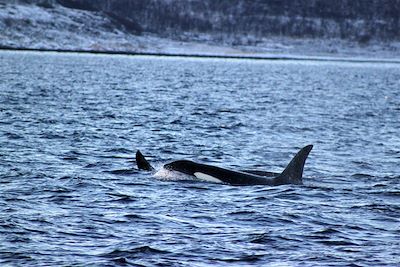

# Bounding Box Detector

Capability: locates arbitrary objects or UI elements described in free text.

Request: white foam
[154,167,194,181]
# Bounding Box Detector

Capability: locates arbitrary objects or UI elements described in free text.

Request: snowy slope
[1,2,399,60]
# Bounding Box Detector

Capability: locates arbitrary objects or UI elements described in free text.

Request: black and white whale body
[136,145,313,186]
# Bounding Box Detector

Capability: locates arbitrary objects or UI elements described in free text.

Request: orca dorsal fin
[275,145,313,185]
[136,150,154,171]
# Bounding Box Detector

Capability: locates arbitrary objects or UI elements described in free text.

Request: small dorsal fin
[275,145,313,185]
[136,150,154,171]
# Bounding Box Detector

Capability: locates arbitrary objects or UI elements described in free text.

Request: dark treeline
[21,0,400,42]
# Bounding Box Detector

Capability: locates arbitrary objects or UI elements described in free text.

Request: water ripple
[0,52,399,266]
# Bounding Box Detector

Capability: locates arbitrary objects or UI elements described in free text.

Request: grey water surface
[0,51,399,266]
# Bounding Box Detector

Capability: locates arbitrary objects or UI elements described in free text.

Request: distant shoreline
[1,46,399,64]
[2,2,399,66]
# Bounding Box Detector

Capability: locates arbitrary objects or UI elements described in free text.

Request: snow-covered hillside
[1,1,399,60]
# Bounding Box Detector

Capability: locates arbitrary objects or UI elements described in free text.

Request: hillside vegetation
[1,0,399,57]
[49,0,400,44]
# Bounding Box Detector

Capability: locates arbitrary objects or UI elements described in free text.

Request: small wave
[314,228,341,235]
[0,252,32,262]
[84,161,112,168]
[105,169,138,175]
[180,184,210,190]
[124,214,146,220]
[216,108,239,113]
[104,148,133,154]
[354,203,400,216]
[5,132,23,140]
[248,196,270,201]
[46,194,75,204]
[307,228,343,241]
[39,133,66,139]
[351,173,376,179]
[318,239,359,246]
[37,118,58,124]
[107,193,136,203]
[170,118,183,124]
[214,254,264,263]
[99,113,116,119]
[110,257,130,265]
[379,191,400,197]
[228,210,257,215]
[248,232,275,244]
[0,120,12,125]
[351,161,374,170]
[102,246,170,259]
[61,150,82,161]
[219,122,245,129]
[43,186,72,194]
[372,183,389,188]
[62,156,79,161]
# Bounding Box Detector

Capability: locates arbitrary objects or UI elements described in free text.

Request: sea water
[0,51,399,266]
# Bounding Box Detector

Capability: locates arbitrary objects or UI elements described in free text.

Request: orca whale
[136,145,313,186]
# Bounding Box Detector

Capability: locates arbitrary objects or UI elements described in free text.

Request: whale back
[137,145,313,186]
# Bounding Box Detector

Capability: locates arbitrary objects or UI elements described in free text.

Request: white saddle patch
[194,172,223,183]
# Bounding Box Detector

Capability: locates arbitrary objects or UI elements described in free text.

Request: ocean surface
[0,51,399,266]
